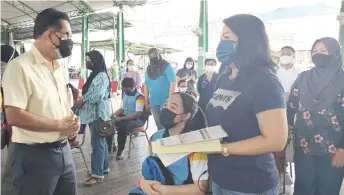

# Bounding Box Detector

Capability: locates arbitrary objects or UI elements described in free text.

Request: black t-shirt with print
[206,67,285,193]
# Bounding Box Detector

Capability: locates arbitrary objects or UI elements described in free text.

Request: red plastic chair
[111,81,118,94]
[78,78,85,90]
[110,81,119,105]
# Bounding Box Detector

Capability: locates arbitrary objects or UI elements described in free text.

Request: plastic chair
[78,78,85,90]
[111,81,119,105]
[70,124,89,174]
[127,119,150,158]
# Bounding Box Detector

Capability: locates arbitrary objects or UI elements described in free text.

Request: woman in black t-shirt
[206,14,288,195]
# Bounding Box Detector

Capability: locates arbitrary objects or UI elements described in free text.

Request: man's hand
[139,178,161,195]
[115,117,123,122]
[332,148,344,168]
[57,115,80,136]
[76,96,84,105]
[69,116,80,138]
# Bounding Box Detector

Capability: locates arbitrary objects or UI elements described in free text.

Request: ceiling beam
[4,1,38,19]
[1,19,11,25]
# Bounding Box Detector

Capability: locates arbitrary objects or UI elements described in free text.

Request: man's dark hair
[121,77,135,88]
[205,58,217,65]
[178,79,187,87]
[33,8,70,39]
[280,46,296,54]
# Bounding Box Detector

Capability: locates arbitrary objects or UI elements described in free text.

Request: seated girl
[130,92,208,195]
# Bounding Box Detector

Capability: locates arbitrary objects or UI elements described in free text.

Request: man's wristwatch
[221,142,230,156]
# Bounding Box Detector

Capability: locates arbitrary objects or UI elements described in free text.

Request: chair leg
[79,147,90,175]
[128,134,133,159]
[289,162,293,178]
[144,132,149,142]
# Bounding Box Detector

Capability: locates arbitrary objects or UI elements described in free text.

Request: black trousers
[106,115,144,156]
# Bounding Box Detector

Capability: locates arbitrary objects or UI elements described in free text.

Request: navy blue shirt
[206,67,285,193]
[197,73,219,111]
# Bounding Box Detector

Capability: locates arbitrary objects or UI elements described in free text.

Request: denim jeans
[89,122,109,178]
[212,181,279,195]
[1,142,16,195]
[150,105,164,130]
[294,152,344,195]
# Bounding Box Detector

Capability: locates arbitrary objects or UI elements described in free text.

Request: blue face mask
[216,40,236,65]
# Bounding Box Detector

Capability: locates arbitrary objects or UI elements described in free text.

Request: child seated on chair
[112,77,145,160]
[129,92,208,195]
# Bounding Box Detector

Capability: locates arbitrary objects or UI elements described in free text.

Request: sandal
[116,156,124,161]
[83,177,103,187]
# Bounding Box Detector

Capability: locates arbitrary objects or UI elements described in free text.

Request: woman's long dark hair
[223,14,277,73]
[183,57,195,70]
[82,50,110,95]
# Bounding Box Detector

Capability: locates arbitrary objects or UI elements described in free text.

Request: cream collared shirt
[2,45,73,144]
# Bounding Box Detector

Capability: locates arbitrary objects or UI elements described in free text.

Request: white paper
[157,125,227,147]
[156,153,189,167]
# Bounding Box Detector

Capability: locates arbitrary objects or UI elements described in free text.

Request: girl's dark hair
[126,59,133,66]
[183,57,195,70]
[205,58,217,65]
[223,14,277,72]
[173,92,198,133]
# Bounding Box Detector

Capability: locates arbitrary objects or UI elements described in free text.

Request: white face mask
[205,65,216,72]
[179,87,187,93]
[186,64,193,69]
[279,55,293,65]
[128,66,137,71]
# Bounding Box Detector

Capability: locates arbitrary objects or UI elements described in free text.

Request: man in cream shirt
[2,8,79,195]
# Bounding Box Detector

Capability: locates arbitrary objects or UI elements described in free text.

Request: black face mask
[124,89,136,96]
[312,53,332,68]
[160,108,183,129]
[51,32,74,59]
[86,61,93,70]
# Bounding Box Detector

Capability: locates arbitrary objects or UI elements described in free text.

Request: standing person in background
[2,8,79,195]
[275,46,301,187]
[144,48,176,130]
[1,45,19,195]
[288,37,344,195]
[77,50,112,187]
[122,59,142,90]
[276,46,302,100]
[197,58,219,112]
[176,57,197,94]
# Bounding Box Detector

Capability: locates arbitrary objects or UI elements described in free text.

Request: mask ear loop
[8,47,16,63]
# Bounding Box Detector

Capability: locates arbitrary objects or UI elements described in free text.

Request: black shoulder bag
[91,84,116,137]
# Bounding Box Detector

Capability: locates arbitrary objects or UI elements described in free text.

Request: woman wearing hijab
[287,37,344,195]
[176,57,197,93]
[1,45,19,195]
[144,48,176,130]
[206,14,288,195]
[76,50,112,187]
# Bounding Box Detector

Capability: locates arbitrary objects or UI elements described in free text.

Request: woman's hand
[139,178,161,195]
[332,148,344,168]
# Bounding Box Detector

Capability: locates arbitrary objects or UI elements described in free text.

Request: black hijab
[300,37,344,111]
[82,50,109,95]
[146,48,169,80]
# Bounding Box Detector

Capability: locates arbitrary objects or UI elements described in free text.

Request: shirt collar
[31,44,61,68]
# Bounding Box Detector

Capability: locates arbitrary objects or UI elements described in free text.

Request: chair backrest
[111,81,118,93]
[78,78,85,90]
[141,84,145,94]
